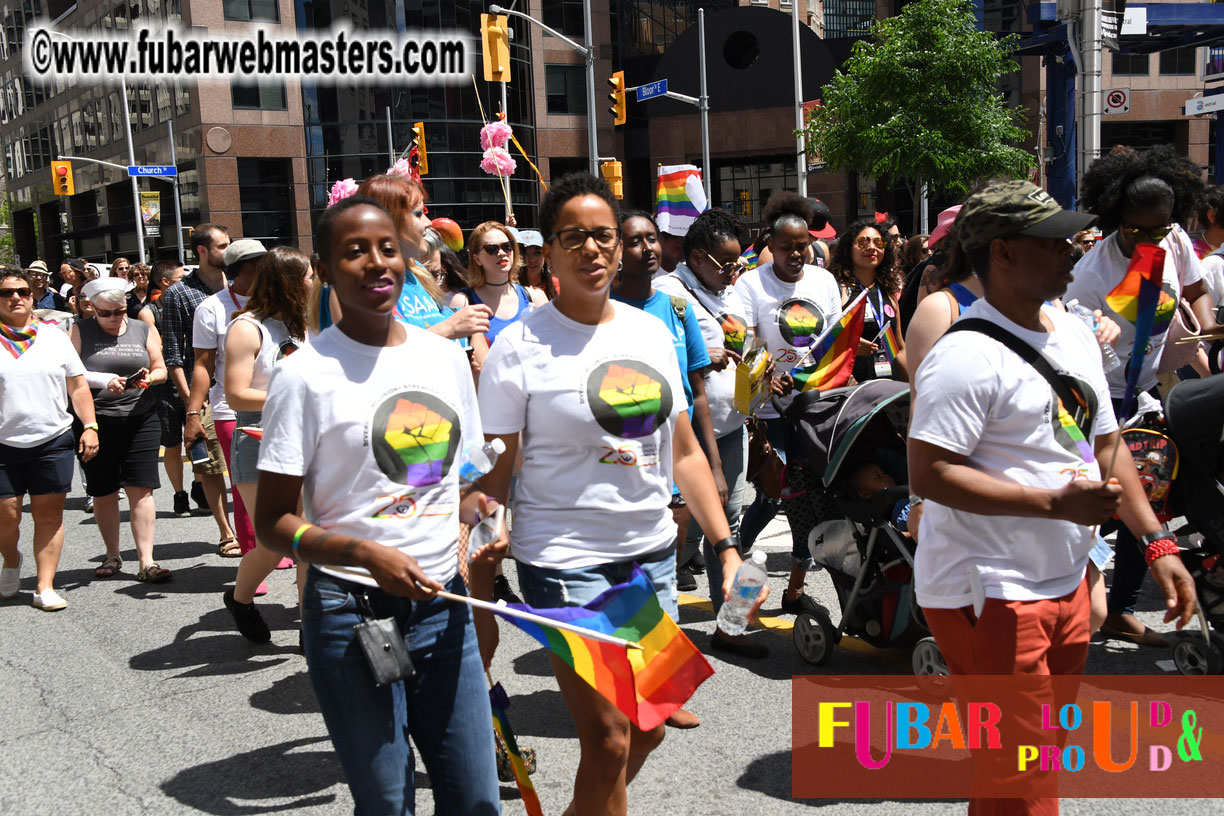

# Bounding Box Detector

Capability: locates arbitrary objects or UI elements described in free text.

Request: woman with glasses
[829,218,908,383]
[653,208,768,659]
[477,173,757,815]
[1,267,99,610]
[69,278,171,583]
[125,262,150,318]
[1068,145,1220,647]
[451,222,548,362]
[733,192,842,619]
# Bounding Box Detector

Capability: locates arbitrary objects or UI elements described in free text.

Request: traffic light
[601,160,623,199]
[481,13,510,83]
[608,70,626,126]
[412,121,428,175]
[51,160,74,196]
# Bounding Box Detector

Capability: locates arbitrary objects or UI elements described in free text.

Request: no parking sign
[1104,88,1130,115]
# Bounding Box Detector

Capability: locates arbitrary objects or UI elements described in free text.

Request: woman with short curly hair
[1068,144,1219,647]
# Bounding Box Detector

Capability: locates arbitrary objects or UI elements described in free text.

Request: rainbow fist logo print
[586,360,674,439]
[777,299,825,348]
[719,313,748,353]
[370,391,462,487]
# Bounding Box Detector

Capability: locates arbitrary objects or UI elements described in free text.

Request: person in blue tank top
[357,175,493,357]
[450,221,549,371]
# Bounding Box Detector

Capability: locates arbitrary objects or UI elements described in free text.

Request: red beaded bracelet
[1144,538,1180,566]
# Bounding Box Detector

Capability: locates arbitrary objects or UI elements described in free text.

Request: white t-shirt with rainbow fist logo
[479,300,686,569]
[257,324,481,587]
[734,261,842,419]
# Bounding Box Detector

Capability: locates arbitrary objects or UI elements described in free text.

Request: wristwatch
[711,536,740,555]
[907,494,925,510]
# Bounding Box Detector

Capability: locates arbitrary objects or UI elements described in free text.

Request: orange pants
[924,577,1090,816]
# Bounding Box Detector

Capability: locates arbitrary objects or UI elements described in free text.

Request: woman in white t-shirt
[253,196,503,813]
[1,267,99,611]
[733,192,841,619]
[221,247,310,643]
[477,173,760,816]
[1071,148,1220,646]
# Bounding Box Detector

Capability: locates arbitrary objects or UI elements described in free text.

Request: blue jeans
[516,547,680,619]
[301,568,499,816]
[678,427,747,613]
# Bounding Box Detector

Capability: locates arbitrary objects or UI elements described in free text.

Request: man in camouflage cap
[906,179,1196,813]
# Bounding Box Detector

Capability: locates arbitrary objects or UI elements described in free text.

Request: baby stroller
[778,380,946,674]
[1162,374,1224,675]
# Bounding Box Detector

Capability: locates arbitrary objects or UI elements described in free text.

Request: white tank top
[231,314,302,393]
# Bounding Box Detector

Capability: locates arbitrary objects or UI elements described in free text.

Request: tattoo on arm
[339,537,360,566]
[922,263,942,293]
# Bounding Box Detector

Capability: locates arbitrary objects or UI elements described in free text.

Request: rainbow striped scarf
[0,321,38,360]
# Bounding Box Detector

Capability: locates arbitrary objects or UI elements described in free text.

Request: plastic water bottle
[716,550,769,636]
[1065,299,1122,372]
[458,438,506,484]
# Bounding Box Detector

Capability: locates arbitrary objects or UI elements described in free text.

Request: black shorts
[155,393,185,447]
[0,430,76,499]
[75,411,162,497]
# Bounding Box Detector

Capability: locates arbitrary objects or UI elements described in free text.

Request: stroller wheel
[1172,636,1224,676]
[912,637,949,676]
[794,608,837,665]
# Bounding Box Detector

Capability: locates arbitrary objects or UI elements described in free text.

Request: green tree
[0,198,14,266]
[800,0,1034,231]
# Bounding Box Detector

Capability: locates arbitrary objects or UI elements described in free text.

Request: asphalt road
[1,478,1215,815]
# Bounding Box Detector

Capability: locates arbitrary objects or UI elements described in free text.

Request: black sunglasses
[0,287,32,298]
[481,242,515,256]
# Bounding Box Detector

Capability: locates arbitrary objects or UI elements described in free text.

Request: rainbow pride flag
[877,322,900,366]
[790,290,868,393]
[1113,244,1167,418]
[489,683,543,816]
[655,165,707,236]
[741,246,761,270]
[1055,397,1095,463]
[499,566,714,730]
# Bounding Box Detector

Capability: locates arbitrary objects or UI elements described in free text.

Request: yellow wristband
[83,422,99,431]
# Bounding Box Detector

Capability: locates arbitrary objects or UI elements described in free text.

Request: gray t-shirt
[77,317,154,417]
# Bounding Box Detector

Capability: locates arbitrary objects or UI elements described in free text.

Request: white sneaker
[32,588,67,611]
[0,553,21,599]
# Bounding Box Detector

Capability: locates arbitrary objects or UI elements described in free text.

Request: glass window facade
[238,157,295,245]
[1159,46,1197,76]
[223,0,279,22]
[232,81,288,110]
[545,65,586,115]
[1112,52,1150,76]
[542,0,585,38]
[825,0,875,39]
[716,158,794,225]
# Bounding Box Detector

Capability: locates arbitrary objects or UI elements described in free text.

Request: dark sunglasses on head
[0,287,32,298]
[855,236,886,250]
[94,307,127,317]
[481,241,514,256]
[1121,225,1172,245]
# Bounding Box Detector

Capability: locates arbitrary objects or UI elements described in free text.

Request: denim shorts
[516,546,680,620]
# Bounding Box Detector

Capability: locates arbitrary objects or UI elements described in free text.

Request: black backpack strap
[946,318,1090,433]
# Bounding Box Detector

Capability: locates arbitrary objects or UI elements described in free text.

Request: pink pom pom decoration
[387,158,415,179]
[327,178,358,207]
[480,120,514,151]
[480,147,517,177]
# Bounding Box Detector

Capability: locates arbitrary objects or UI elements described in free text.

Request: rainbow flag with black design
[655,165,707,236]
[719,312,748,353]
[790,290,868,393]
[597,364,665,438]
[499,566,714,731]
[489,683,543,816]
[383,397,452,486]
[1113,244,1167,418]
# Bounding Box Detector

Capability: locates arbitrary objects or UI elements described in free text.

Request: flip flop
[136,563,171,583]
[1099,624,1168,647]
[94,555,123,578]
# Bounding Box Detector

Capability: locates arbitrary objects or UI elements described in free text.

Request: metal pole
[385,106,394,166]
[582,0,599,176]
[919,183,929,235]
[1078,0,1102,196]
[168,120,185,264]
[698,9,711,204]
[120,74,146,265]
[502,81,512,221]
[791,3,806,195]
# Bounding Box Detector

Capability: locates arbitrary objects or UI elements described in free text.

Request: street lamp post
[491,3,600,176]
[49,29,145,264]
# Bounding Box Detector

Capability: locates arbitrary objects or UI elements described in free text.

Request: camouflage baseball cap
[955,180,1097,251]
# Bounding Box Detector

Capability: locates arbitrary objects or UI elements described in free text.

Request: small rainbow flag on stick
[497,567,714,730]
[655,165,708,236]
[790,290,868,393]
[1113,244,1168,419]
[876,322,901,366]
